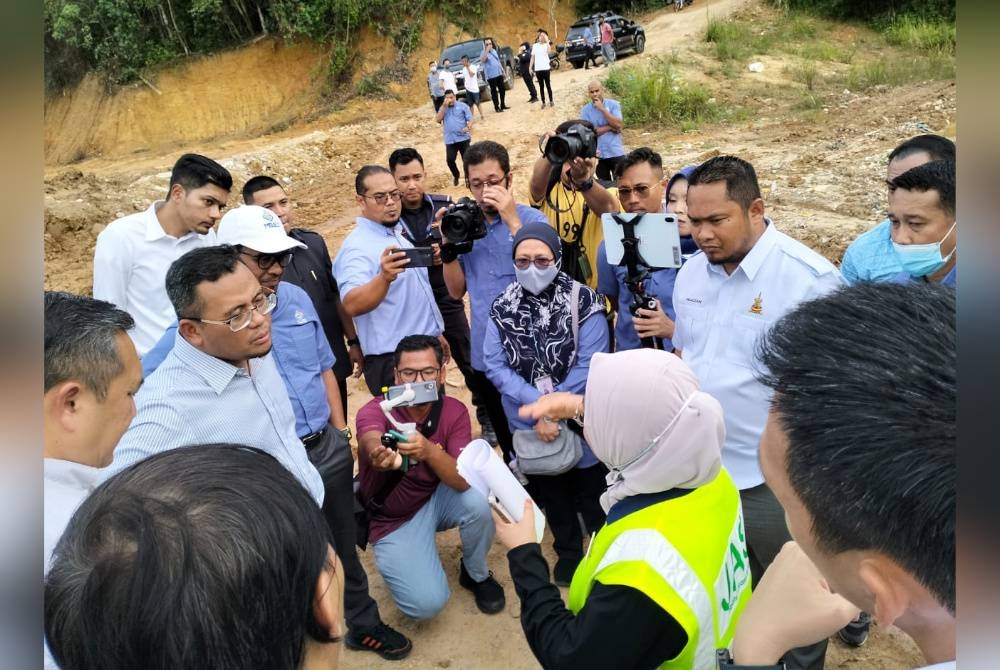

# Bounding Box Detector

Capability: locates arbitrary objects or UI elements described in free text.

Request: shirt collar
[708,217,778,281]
[143,201,169,241]
[358,215,401,236]
[172,332,244,395]
[44,458,103,489]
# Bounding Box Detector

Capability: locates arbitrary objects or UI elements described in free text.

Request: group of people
[43,97,955,670]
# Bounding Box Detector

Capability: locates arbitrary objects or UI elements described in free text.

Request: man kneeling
[357,334,504,619]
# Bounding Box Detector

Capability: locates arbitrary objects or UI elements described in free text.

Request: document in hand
[457,439,546,543]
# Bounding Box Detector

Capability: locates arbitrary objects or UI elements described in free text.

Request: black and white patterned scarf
[489,271,604,385]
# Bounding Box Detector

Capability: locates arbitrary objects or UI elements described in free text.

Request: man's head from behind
[217,204,307,291]
[614,147,666,214]
[393,334,446,398]
[44,292,142,467]
[389,148,427,210]
[166,153,234,235]
[44,444,345,670]
[757,281,955,626]
[242,175,294,231]
[886,134,955,184]
[167,245,274,365]
[686,155,765,270]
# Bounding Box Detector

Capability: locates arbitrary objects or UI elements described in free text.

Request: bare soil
[43,0,953,667]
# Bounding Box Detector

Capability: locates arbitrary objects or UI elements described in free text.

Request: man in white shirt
[438,59,458,101]
[671,155,843,670]
[93,153,232,356]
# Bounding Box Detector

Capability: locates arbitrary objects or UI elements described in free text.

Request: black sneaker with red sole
[345,621,413,660]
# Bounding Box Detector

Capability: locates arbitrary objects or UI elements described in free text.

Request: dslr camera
[441,197,487,244]
[544,123,598,164]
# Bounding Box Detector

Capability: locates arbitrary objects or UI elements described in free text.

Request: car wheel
[634,34,645,54]
[571,59,583,69]
[504,63,516,90]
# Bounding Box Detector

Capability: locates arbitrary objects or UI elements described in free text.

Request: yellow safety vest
[567,469,751,670]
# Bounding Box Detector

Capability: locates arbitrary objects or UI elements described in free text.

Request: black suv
[563,11,645,69]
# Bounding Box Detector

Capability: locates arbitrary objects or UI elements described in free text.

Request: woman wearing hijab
[664,164,700,261]
[493,348,751,670]
[484,222,610,587]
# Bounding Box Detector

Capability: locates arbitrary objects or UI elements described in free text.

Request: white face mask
[515,263,559,295]
[892,220,957,277]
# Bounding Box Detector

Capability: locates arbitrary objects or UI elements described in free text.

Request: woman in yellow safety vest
[493,348,751,669]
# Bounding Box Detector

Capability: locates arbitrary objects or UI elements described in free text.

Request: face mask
[892,220,957,277]
[515,263,559,295]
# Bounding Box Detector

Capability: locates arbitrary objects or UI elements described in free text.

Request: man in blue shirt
[840,134,955,284]
[435,90,474,187]
[480,38,508,113]
[580,81,626,183]
[428,60,445,111]
[333,165,447,396]
[582,25,599,69]
[887,160,956,288]
[442,140,550,462]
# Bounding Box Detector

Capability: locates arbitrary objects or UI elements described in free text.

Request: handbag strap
[570,279,581,357]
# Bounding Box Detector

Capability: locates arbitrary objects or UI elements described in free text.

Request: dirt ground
[43,0,953,667]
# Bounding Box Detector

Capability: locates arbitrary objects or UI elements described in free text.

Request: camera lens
[545,136,574,164]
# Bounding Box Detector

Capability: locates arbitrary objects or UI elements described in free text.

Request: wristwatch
[337,425,353,441]
[576,177,594,192]
[346,337,360,347]
[716,649,785,669]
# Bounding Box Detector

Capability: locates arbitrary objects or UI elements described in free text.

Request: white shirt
[462,64,478,90]
[672,221,843,488]
[44,458,103,573]
[531,42,551,71]
[93,202,217,356]
[438,68,457,94]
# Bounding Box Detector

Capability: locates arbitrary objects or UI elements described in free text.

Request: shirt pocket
[724,313,773,370]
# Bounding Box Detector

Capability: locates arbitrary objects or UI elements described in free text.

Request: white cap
[216,205,306,253]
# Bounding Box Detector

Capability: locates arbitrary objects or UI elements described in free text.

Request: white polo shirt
[439,68,457,94]
[93,202,216,356]
[672,221,843,489]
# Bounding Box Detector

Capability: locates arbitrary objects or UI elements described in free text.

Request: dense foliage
[44,0,486,92]
[762,0,954,21]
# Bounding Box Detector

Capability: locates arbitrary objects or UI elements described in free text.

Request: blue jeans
[373,482,494,620]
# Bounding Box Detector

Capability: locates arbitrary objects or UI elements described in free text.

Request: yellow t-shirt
[531,182,616,290]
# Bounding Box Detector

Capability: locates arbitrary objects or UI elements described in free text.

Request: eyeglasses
[241,250,293,271]
[359,190,402,205]
[513,256,555,270]
[397,367,441,382]
[617,184,655,199]
[468,177,507,191]
[183,288,277,332]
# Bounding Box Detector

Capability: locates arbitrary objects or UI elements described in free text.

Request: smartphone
[395,246,435,267]
[384,381,439,406]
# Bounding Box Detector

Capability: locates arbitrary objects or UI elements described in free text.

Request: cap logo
[262,211,281,229]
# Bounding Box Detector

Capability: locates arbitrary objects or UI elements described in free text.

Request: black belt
[300,426,328,450]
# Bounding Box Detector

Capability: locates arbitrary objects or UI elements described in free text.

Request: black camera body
[380,433,400,451]
[545,123,598,164]
[629,292,658,317]
[441,197,487,244]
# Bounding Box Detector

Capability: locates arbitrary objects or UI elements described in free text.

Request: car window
[440,42,488,63]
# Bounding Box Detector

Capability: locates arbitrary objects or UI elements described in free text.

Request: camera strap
[553,187,592,284]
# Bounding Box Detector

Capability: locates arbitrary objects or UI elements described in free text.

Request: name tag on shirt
[534,375,555,394]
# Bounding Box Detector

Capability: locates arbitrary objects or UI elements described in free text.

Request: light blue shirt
[441,101,473,145]
[107,334,325,504]
[596,240,679,351]
[429,71,444,97]
[583,27,595,47]
[840,219,902,284]
[891,263,956,288]
[484,309,609,468]
[580,98,625,160]
[333,216,444,356]
[480,48,502,79]
[457,204,549,370]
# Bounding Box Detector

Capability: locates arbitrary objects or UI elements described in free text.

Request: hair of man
[887,134,956,165]
[165,244,243,320]
[355,165,393,195]
[242,175,283,205]
[463,140,511,179]
[393,333,444,370]
[168,153,233,197]
[889,159,956,218]
[614,146,664,180]
[44,444,340,670]
[388,147,425,172]
[44,292,135,400]
[687,155,762,213]
[756,281,955,613]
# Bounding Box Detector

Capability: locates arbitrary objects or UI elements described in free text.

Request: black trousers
[468,369,514,461]
[432,95,445,112]
[362,352,396,397]
[528,462,608,565]
[445,139,471,182]
[487,75,506,110]
[583,45,599,68]
[596,156,626,183]
[535,70,553,104]
[307,427,381,632]
[439,302,486,414]
[520,69,538,100]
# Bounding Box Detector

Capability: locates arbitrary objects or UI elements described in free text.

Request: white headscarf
[583,350,725,512]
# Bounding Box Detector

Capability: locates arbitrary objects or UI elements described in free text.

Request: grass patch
[705,18,762,61]
[879,15,955,54]
[604,58,721,128]
[788,62,820,90]
[845,52,954,90]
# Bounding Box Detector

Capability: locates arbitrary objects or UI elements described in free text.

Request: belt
[300,426,328,451]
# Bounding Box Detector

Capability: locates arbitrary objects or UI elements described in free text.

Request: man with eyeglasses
[334,165,448,397]
[356,334,504,621]
[441,140,550,463]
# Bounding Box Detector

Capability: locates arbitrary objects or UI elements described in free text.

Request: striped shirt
[106,333,324,504]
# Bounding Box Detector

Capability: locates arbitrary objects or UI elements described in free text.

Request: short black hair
[242,175,283,205]
[463,140,511,179]
[757,281,955,613]
[887,134,955,164]
[687,155,762,212]
[355,165,392,195]
[44,292,135,400]
[444,88,456,96]
[614,146,664,180]
[890,159,956,218]
[165,245,243,319]
[44,445,338,670]
[393,334,444,369]
[555,118,595,135]
[169,153,233,195]
[388,147,425,172]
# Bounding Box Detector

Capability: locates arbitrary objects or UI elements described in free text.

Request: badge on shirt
[749,293,763,315]
[534,375,555,394]
[294,309,308,324]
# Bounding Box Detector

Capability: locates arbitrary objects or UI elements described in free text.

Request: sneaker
[345,622,413,660]
[540,102,546,109]
[553,557,579,587]
[838,611,871,647]
[459,560,505,614]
